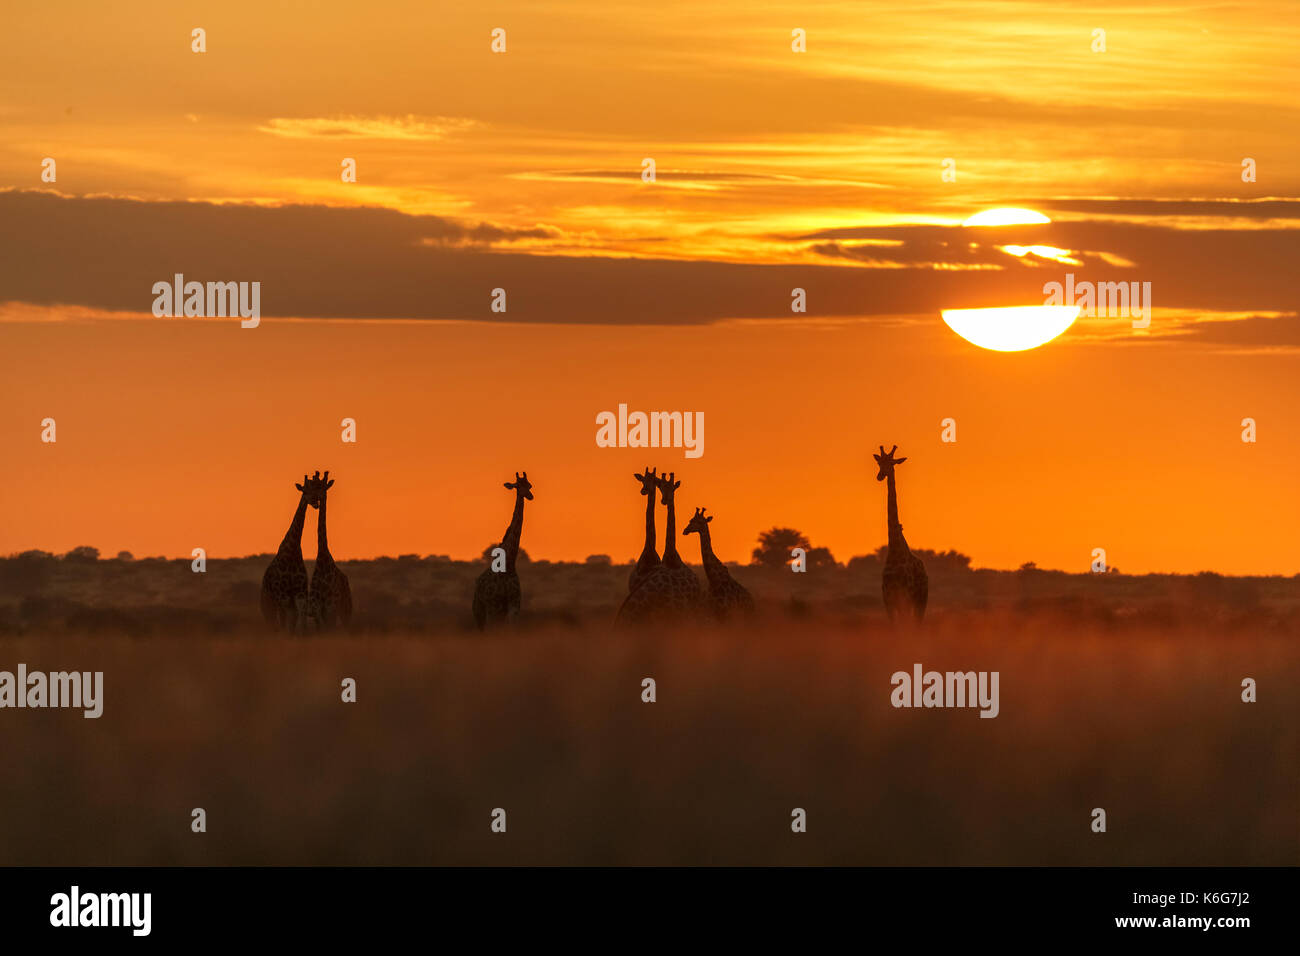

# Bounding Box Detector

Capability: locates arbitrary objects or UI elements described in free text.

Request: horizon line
[8,550,1297,579]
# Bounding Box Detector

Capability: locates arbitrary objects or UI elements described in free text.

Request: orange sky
[1,1,1298,573]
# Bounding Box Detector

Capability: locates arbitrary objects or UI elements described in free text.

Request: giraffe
[682,507,755,620]
[260,472,324,633]
[628,466,661,593]
[308,470,352,631]
[615,471,704,626]
[874,445,928,622]
[472,471,533,629]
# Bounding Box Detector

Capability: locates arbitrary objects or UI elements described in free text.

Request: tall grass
[0,610,1294,865]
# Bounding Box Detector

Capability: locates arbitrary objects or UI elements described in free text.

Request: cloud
[418,222,563,245]
[793,217,1299,317]
[1022,199,1300,221]
[514,169,888,190]
[257,115,477,141]
[1163,312,1300,349]
[0,190,1294,345]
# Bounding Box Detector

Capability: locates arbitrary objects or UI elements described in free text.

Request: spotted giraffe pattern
[260,473,322,633]
[682,507,755,620]
[875,445,928,622]
[615,563,704,624]
[309,472,352,630]
[472,472,532,629]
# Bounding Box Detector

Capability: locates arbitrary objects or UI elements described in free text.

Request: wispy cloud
[257,115,478,141]
[514,168,888,191]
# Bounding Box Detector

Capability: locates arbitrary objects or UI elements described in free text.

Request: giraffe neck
[501,492,526,570]
[278,493,310,558]
[886,472,910,554]
[639,490,657,558]
[662,494,682,566]
[316,492,332,562]
[694,525,727,582]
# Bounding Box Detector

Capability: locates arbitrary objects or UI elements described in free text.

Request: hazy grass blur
[0,553,1295,865]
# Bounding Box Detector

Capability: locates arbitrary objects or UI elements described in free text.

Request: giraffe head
[655,471,681,505]
[313,470,336,507]
[873,445,908,481]
[633,466,659,497]
[505,471,534,500]
[681,507,713,537]
[295,470,331,509]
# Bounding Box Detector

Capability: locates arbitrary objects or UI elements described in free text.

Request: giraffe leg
[275,595,294,632]
[260,587,279,628]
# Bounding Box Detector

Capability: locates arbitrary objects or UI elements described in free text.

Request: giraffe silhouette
[615,471,704,625]
[308,470,352,631]
[682,507,755,620]
[472,471,533,629]
[875,445,928,622]
[260,471,324,633]
[628,466,661,593]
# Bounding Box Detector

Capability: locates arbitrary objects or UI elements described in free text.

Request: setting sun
[940,305,1081,351]
[962,208,1053,227]
[0,0,1297,900]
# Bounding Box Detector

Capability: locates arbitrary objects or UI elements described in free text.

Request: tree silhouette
[752,527,811,567]
[850,547,972,574]
[480,543,529,564]
[805,546,838,568]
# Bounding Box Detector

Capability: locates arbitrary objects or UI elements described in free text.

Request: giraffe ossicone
[628,465,662,593]
[260,471,324,633]
[874,445,928,623]
[682,506,755,620]
[616,470,704,626]
[472,471,533,629]
[309,469,352,631]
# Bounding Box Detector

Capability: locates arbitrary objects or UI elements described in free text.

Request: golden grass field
[0,555,1296,865]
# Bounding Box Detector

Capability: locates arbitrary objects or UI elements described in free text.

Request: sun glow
[940,305,1080,352]
[962,208,1052,227]
[999,244,1083,265]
